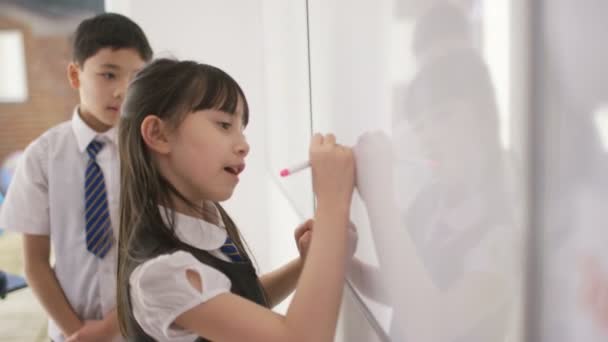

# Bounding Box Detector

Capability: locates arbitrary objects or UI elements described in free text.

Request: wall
[0,6,83,164]
[105,0,305,290]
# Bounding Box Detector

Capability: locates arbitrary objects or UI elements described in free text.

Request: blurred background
[0,1,102,340]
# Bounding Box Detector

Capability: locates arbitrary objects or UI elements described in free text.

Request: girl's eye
[100,72,116,80]
[218,122,232,130]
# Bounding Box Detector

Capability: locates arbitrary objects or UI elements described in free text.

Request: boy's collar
[71,106,118,152]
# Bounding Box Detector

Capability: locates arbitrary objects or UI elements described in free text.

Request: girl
[116,58,355,342]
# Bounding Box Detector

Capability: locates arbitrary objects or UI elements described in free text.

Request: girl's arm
[259,258,303,308]
[260,220,312,307]
[175,134,354,342]
[23,234,83,336]
[176,202,350,342]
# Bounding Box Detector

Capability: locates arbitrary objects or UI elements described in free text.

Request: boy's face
[68,47,146,132]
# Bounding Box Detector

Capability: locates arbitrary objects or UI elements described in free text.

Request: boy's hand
[294,219,313,260]
[66,319,116,342]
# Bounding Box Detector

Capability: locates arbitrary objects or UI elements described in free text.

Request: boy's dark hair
[72,12,153,65]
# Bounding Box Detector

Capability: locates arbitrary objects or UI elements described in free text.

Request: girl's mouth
[224,164,245,175]
[224,167,238,175]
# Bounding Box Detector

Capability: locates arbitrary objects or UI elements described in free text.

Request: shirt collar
[159,204,227,251]
[71,106,118,152]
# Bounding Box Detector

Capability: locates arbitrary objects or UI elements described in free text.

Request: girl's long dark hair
[116,58,251,337]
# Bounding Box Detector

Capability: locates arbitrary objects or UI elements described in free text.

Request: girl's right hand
[309,133,355,209]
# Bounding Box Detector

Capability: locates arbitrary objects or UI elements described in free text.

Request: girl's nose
[235,137,250,157]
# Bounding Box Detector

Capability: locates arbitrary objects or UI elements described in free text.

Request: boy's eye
[100,72,116,80]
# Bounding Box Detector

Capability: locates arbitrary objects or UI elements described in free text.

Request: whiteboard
[306,1,525,341]
[261,0,315,220]
[260,0,526,340]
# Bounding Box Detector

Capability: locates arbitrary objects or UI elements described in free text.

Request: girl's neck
[171,197,220,226]
[202,200,221,225]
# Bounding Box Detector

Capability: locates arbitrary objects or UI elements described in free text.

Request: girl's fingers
[324,133,336,145]
[311,133,323,146]
[294,219,313,240]
[298,230,312,250]
[301,230,311,244]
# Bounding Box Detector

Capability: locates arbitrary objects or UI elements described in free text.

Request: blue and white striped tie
[220,237,244,262]
[84,140,113,258]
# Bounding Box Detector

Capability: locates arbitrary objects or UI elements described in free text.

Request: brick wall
[0,15,79,164]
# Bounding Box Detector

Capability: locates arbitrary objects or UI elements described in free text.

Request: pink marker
[280,160,310,177]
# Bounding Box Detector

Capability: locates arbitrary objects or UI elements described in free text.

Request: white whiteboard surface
[307,1,525,341]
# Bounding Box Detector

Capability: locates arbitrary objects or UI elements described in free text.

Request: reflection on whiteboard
[345,2,523,341]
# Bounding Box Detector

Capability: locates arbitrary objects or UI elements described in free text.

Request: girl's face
[163,100,249,203]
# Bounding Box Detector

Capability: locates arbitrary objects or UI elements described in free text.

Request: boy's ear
[141,115,171,154]
[67,62,81,89]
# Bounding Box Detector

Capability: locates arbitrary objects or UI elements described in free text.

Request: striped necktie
[84,140,113,258]
[204,201,244,262]
[220,237,244,262]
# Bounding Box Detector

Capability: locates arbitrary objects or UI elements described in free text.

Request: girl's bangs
[191,71,249,125]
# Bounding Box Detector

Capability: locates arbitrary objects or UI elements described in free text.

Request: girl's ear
[141,115,171,154]
[67,62,81,89]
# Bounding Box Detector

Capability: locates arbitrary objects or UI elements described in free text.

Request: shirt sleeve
[130,250,232,341]
[0,138,50,235]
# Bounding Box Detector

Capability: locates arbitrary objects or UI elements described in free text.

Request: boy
[0,13,152,341]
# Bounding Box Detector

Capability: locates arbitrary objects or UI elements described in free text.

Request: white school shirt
[0,108,123,342]
[130,208,234,342]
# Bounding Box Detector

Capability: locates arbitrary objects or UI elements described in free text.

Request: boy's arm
[259,258,303,308]
[23,234,83,336]
[102,309,120,337]
[66,309,120,342]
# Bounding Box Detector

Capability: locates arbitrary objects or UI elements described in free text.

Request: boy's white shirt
[0,107,123,342]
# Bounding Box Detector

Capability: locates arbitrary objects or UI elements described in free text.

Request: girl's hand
[309,133,355,209]
[295,219,358,261]
[294,219,314,260]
